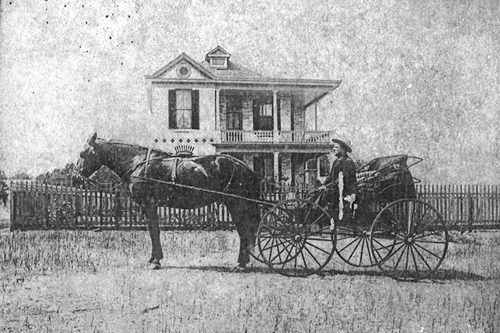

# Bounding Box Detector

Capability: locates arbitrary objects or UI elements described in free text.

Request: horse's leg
[227,200,260,271]
[247,202,261,259]
[145,204,163,270]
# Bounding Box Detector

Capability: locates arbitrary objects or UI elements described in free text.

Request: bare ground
[0,204,499,332]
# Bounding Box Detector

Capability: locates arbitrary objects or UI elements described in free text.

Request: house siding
[242,98,253,130]
[292,95,305,130]
[199,88,215,132]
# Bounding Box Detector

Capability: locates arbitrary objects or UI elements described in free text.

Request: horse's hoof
[231,266,247,273]
[148,262,161,270]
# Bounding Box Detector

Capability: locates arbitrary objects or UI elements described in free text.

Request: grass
[0,229,499,332]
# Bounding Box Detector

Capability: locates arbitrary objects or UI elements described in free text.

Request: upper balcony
[220,130,335,144]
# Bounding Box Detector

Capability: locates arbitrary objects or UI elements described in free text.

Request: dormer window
[210,57,227,68]
[206,46,230,70]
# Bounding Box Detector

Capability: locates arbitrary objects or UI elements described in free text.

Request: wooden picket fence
[415,184,500,231]
[8,180,500,231]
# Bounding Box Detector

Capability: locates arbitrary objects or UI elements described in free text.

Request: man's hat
[331,138,352,153]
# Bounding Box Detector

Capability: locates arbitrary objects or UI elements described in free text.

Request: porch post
[273,152,280,182]
[215,89,220,131]
[314,101,318,131]
[273,90,278,143]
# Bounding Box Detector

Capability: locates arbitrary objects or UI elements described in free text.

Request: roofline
[206,46,231,58]
[145,77,342,89]
[150,53,216,79]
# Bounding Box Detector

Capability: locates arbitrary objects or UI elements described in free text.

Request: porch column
[314,101,318,131]
[273,90,278,143]
[215,89,220,131]
[273,152,279,182]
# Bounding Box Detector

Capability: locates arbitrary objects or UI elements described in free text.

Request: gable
[206,46,230,58]
[151,53,215,80]
[157,60,209,80]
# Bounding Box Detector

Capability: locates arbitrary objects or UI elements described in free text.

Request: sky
[0,0,498,182]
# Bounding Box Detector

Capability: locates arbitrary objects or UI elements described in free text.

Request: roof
[199,59,263,80]
[150,52,216,79]
[145,48,342,94]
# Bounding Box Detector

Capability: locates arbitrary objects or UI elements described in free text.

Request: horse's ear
[88,133,97,146]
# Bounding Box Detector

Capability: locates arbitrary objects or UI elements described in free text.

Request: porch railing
[221,130,334,144]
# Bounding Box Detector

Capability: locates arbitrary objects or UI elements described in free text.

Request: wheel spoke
[261,237,292,251]
[413,242,444,260]
[409,245,420,276]
[412,239,446,244]
[299,249,309,271]
[373,240,404,252]
[412,230,444,240]
[302,244,324,267]
[393,244,408,270]
[416,218,440,234]
[410,243,433,271]
[378,242,405,262]
[302,205,313,229]
[338,237,360,253]
[280,244,296,269]
[347,238,363,262]
[260,234,273,250]
[358,237,366,266]
[366,238,374,264]
[269,240,295,263]
[404,243,410,274]
[303,240,332,255]
[306,237,334,242]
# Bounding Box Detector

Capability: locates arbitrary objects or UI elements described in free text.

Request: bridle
[76,140,173,191]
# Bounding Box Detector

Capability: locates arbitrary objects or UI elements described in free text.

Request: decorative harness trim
[144,148,153,177]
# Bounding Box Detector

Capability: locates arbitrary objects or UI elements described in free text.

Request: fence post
[9,181,15,230]
[467,185,473,232]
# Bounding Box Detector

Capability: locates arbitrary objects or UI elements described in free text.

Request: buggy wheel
[257,199,336,277]
[370,199,448,281]
[336,223,386,267]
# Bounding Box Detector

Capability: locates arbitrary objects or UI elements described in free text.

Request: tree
[36,163,77,185]
[11,172,32,180]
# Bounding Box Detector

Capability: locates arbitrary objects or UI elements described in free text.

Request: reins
[132,175,276,207]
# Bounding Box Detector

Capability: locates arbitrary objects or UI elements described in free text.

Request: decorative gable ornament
[176,62,192,79]
[174,144,195,157]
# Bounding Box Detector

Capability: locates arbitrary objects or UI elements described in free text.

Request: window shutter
[168,90,176,129]
[191,90,199,129]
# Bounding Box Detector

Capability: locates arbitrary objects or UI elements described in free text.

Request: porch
[220,130,335,144]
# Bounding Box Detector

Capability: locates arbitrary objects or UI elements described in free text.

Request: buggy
[255,155,449,281]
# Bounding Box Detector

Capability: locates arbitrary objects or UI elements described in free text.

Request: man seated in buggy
[310,138,357,223]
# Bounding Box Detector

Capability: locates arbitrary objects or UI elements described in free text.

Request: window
[169,90,199,129]
[211,58,226,67]
[253,95,273,130]
[259,104,273,117]
[226,95,243,130]
[319,155,330,177]
[176,90,192,129]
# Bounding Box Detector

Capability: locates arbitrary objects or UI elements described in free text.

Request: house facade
[145,46,341,186]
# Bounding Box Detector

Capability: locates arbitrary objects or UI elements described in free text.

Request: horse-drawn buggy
[254,155,448,281]
[77,134,449,281]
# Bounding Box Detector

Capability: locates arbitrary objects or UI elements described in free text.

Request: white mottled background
[0,0,498,182]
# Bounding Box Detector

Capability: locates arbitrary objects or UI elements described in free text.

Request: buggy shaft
[131,175,275,206]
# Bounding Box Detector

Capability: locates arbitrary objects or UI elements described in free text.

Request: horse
[76,133,262,270]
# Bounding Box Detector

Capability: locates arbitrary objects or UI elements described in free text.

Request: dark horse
[76,133,261,270]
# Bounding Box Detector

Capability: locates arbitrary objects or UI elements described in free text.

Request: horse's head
[76,133,105,178]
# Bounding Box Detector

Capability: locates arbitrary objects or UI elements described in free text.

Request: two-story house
[145,46,341,186]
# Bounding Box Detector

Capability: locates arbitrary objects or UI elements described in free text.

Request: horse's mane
[96,138,173,157]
